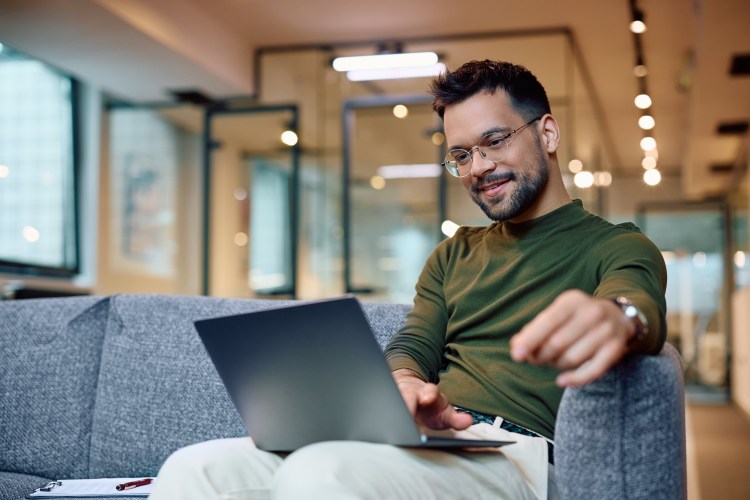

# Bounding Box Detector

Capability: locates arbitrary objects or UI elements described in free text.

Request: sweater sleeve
[384,239,452,382]
[592,230,668,354]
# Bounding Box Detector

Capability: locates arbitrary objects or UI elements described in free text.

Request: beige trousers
[150,437,555,500]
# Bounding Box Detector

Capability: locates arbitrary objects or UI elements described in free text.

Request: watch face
[624,304,638,318]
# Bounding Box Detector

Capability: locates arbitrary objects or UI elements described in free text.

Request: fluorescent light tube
[347,63,446,82]
[332,51,438,71]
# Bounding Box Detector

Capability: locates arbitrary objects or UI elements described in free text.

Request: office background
[0,0,749,497]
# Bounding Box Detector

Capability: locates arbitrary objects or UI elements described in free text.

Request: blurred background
[0,1,749,496]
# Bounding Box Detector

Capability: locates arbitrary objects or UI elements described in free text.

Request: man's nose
[470,148,495,176]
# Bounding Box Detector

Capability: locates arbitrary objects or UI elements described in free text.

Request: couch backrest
[0,296,110,479]
[88,295,410,477]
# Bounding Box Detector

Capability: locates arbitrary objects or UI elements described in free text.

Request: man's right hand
[392,369,473,431]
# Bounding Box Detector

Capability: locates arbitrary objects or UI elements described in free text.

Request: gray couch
[0,294,686,499]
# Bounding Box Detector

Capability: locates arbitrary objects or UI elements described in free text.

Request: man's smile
[472,173,514,198]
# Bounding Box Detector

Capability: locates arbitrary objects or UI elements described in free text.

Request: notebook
[194,296,513,451]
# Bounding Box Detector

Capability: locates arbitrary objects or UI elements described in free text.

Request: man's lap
[151,437,540,500]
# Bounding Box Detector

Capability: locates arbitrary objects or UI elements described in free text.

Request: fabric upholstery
[0,297,109,480]
[554,343,686,499]
[0,471,51,500]
[88,295,286,477]
[1,294,685,500]
[87,295,410,477]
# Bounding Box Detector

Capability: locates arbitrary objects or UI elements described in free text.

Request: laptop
[194,296,513,452]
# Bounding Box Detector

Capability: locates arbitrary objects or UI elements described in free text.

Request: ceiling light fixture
[280,130,298,146]
[638,115,655,130]
[642,156,657,169]
[640,136,657,151]
[643,168,661,186]
[629,0,647,33]
[345,63,446,82]
[634,93,652,109]
[333,50,445,81]
[629,0,660,177]
[629,16,647,34]
[332,51,438,72]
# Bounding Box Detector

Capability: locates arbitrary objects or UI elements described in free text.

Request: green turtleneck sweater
[384,199,667,440]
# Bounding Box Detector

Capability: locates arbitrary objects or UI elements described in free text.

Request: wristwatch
[610,296,649,345]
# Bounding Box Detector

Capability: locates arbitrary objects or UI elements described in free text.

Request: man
[151,60,666,499]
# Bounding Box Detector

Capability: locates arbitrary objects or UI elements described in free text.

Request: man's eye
[452,152,470,164]
[486,136,508,148]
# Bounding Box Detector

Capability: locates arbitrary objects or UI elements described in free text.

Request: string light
[643,168,661,186]
[642,156,657,169]
[634,94,652,109]
[568,159,583,173]
[630,1,661,184]
[638,115,655,130]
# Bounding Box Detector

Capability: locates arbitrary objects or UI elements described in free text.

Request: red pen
[115,478,153,491]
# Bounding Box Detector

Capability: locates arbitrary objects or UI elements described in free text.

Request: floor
[686,402,750,499]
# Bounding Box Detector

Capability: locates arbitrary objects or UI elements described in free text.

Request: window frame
[0,50,81,278]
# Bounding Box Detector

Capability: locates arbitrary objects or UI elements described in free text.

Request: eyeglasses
[442,116,542,178]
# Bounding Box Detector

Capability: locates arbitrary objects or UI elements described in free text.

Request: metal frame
[202,102,301,298]
[0,74,81,278]
[341,94,441,294]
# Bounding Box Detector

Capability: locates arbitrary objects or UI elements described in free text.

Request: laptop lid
[195,296,512,451]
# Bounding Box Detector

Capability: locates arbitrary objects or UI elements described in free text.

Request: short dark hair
[429,60,551,120]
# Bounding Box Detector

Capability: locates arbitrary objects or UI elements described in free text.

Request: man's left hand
[509,289,635,388]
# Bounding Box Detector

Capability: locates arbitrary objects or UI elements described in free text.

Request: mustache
[471,172,516,194]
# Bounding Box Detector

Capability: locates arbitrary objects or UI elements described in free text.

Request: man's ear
[539,115,560,154]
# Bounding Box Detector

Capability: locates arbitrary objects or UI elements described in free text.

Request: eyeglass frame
[441,116,543,178]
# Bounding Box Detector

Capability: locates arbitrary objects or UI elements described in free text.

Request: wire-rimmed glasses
[442,116,542,177]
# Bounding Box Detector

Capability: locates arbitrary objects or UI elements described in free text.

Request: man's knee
[159,438,250,477]
[152,438,281,500]
[273,441,388,498]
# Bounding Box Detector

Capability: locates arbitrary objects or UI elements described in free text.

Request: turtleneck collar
[496,199,588,239]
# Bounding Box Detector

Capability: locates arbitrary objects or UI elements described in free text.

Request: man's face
[443,90,549,223]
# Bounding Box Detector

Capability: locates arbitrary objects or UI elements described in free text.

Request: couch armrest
[554,343,686,500]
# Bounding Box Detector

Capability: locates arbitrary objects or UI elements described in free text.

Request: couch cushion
[88,295,409,477]
[87,295,290,477]
[0,297,109,479]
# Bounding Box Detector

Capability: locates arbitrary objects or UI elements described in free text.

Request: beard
[469,146,550,222]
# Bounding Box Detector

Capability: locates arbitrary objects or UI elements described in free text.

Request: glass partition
[344,97,441,302]
[638,202,732,400]
[104,104,202,294]
[206,106,299,298]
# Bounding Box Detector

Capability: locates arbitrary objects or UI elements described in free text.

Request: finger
[532,302,609,365]
[552,319,617,370]
[414,384,445,427]
[416,386,473,430]
[556,339,627,387]
[511,292,584,361]
[417,383,441,407]
[447,410,473,430]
